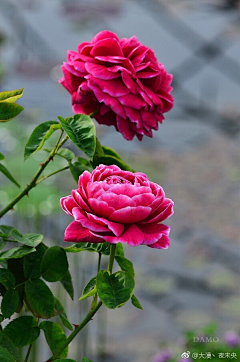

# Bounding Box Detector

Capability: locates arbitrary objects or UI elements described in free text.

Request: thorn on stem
[73,324,79,329]
[40,163,44,166]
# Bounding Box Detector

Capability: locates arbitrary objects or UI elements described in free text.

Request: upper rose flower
[61,164,174,248]
[59,30,174,141]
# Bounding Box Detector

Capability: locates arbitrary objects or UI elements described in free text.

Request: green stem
[36,165,69,185]
[24,318,39,362]
[91,252,102,310]
[24,343,33,362]
[89,109,99,118]
[49,301,102,361]
[98,252,102,272]
[0,131,68,218]
[108,244,116,274]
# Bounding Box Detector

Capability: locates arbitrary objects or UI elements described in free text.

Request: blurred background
[0,0,240,361]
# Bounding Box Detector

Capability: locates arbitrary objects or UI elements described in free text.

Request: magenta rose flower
[59,30,174,141]
[60,164,174,248]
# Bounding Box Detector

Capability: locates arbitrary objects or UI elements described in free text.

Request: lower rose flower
[61,164,174,248]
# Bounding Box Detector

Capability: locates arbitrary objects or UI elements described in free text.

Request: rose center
[104,176,131,185]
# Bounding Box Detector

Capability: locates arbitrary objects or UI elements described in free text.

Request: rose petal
[147,233,170,249]
[116,116,135,141]
[72,190,92,212]
[110,206,152,224]
[87,76,129,97]
[146,199,174,223]
[98,193,136,209]
[88,198,115,219]
[85,62,120,80]
[60,196,78,216]
[118,93,146,110]
[64,221,102,243]
[92,30,119,44]
[87,82,126,119]
[90,38,123,57]
[60,65,80,92]
[121,71,137,94]
[108,183,152,197]
[92,224,144,246]
[72,208,110,232]
[132,193,155,206]
[87,213,124,236]
[138,223,170,245]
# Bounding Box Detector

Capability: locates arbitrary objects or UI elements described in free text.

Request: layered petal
[60,164,174,250]
[92,225,144,246]
[64,221,103,243]
[60,30,174,141]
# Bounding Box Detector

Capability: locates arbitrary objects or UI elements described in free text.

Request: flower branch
[0,131,67,219]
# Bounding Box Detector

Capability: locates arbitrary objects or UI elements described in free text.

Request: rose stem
[48,245,117,361]
[107,244,116,274]
[0,131,68,219]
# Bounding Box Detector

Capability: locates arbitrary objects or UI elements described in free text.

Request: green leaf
[0,240,6,251]
[0,314,4,322]
[82,359,93,362]
[0,283,6,298]
[0,246,35,262]
[41,246,68,282]
[79,277,96,301]
[0,331,21,361]
[35,123,62,153]
[0,226,15,237]
[69,161,92,183]
[65,242,110,255]
[40,321,68,358]
[60,270,74,300]
[0,103,24,123]
[4,316,40,347]
[131,295,143,310]
[0,164,20,188]
[115,243,124,257]
[58,114,96,160]
[23,242,48,279]
[24,120,59,160]
[115,256,135,278]
[11,231,43,247]
[54,298,73,331]
[44,147,75,162]
[25,279,55,318]
[6,259,25,314]
[0,269,16,288]
[102,146,122,160]
[76,157,91,165]
[0,346,15,362]
[1,289,19,318]
[93,154,133,171]
[94,138,104,157]
[0,152,4,161]
[0,88,24,103]
[96,270,135,309]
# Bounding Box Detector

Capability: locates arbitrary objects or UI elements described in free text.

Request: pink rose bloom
[59,30,174,141]
[60,164,174,248]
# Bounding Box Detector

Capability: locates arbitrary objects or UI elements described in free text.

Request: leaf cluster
[0,225,75,361]
[74,242,143,311]
[0,89,24,188]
